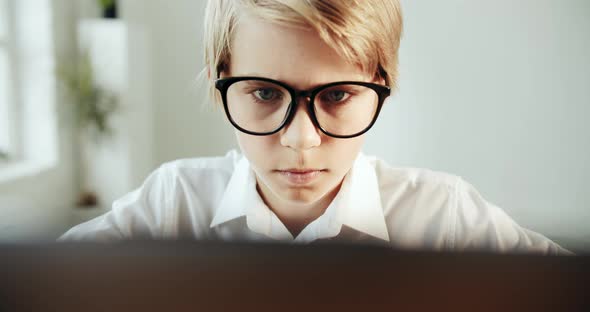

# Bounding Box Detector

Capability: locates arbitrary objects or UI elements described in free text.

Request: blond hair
[202,0,403,105]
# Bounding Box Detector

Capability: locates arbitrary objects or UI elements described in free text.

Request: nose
[279,97,322,150]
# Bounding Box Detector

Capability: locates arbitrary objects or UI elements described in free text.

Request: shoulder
[136,149,242,214]
[363,155,569,254]
[362,154,467,249]
[60,150,244,241]
[159,149,241,178]
[136,150,243,238]
[151,149,241,192]
[365,154,462,198]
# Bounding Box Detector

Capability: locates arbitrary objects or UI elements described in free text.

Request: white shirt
[59,150,571,254]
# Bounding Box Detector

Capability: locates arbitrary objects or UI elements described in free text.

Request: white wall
[120,0,589,250]
[120,0,236,166]
[366,0,590,247]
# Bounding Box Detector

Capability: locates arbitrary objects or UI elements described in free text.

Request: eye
[254,88,280,101]
[322,90,349,103]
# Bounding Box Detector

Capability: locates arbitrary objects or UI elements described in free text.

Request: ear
[376,65,388,86]
[372,75,386,86]
[216,63,231,79]
[372,71,386,85]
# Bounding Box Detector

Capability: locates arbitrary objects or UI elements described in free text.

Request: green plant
[0,149,9,160]
[98,0,115,10]
[57,51,118,141]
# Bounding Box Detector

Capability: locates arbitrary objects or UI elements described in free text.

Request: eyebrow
[235,73,368,90]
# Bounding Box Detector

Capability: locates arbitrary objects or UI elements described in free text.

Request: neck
[255,179,341,238]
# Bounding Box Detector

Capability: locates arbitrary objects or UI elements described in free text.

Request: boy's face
[227,15,376,207]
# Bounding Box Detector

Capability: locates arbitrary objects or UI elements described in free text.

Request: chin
[278,188,321,205]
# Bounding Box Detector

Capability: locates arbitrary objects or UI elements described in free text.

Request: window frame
[0,0,22,165]
[0,0,59,184]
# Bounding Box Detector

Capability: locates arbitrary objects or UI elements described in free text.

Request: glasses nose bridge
[283,89,317,132]
[292,89,313,103]
[288,89,315,121]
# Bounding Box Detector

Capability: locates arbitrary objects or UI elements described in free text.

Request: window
[0,0,59,180]
[0,0,16,164]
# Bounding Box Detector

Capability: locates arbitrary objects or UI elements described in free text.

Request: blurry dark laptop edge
[0,240,588,311]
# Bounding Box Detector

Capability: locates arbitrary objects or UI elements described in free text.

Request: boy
[60,0,570,254]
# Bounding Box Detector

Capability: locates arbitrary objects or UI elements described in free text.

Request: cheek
[324,136,366,165]
[235,131,277,166]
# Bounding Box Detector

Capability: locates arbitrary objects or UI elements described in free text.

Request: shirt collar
[209,156,251,227]
[210,152,390,243]
[336,152,390,242]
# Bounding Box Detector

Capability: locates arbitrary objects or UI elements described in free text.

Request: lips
[279,168,323,173]
[275,168,326,185]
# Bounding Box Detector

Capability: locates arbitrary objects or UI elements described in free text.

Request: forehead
[229,14,371,90]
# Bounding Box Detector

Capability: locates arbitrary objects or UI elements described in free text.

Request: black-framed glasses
[215,76,390,139]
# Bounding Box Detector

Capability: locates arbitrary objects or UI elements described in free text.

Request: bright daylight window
[0,0,58,180]
[0,0,15,165]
